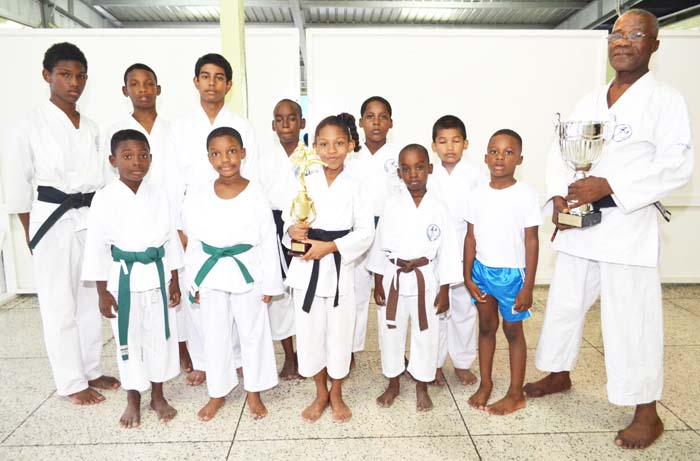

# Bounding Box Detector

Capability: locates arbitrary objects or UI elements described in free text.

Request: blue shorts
[471,259,531,323]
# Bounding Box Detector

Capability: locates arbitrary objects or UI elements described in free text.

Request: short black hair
[360,96,392,117]
[399,143,430,164]
[110,129,150,155]
[432,115,467,142]
[274,98,303,118]
[207,126,243,151]
[490,128,523,150]
[195,53,233,82]
[43,42,87,72]
[123,63,158,84]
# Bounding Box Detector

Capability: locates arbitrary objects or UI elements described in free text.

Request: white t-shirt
[464,181,542,269]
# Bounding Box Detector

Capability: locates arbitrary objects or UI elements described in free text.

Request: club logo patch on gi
[384,158,398,174]
[613,124,632,142]
[426,224,441,241]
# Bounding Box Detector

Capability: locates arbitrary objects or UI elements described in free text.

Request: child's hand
[98,292,118,319]
[192,291,200,305]
[434,287,450,315]
[288,223,309,241]
[513,288,533,313]
[465,280,486,303]
[178,230,188,250]
[374,282,386,306]
[168,278,181,307]
[301,240,336,261]
[262,295,272,303]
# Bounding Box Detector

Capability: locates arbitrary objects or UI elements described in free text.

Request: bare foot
[197,397,225,421]
[614,403,664,449]
[279,354,302,380]
[301,395,329,422]
[487,391,526,415]
[455,368,478,385]
[150,397,177,423]
[376,383,400,408]
[119,391,141,428]
[523,372,571,398]
[468,383,493,410]
[247,392,268,420]
[330,393,352,422]
[179,342,193,373]
[237,367,244,378]
[88,375,120,390]
[416,383,433,412]
[68,388,105,405]
[431,368,446,387]
[187,370,206,386]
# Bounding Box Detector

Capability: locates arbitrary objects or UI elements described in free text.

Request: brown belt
[385,257,430,331]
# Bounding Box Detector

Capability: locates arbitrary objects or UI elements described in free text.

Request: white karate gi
[258,142,297,340]
[538,72,694,405]
[345,143,403,352]
[368,189,463,383]
[430,160,484,370]
[282,169,374,379]
[166,105,260,368]
[182,181,281,397]
[103,115,189,341]
[82,180,183,392]
[1,101,107,396]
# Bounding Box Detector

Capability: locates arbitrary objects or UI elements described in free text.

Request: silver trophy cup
[555,113,615,228]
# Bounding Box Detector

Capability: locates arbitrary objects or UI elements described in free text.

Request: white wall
[0,27,300,292]
[306,28,700,283]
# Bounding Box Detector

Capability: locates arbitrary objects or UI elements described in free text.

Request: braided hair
[315,113,361,152]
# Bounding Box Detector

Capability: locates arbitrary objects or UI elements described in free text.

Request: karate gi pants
[33,221,103,396]
[437,284,478,369]
[535,252,664,406]
[197,288,278,398]
[268,287,295,340]
[109,289,179,392]
[378,291,439,383]
[293,289,355,380]
[353,255,372,352]
[176,271,189,341]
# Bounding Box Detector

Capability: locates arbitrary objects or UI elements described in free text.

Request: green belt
[189,242,254,303]
[111,245,170,361]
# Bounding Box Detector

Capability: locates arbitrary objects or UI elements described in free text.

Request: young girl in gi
[283,114,374,423]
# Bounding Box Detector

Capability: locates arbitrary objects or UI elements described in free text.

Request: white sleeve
[81,193,112,282]
[607,93,694,213]
[259,205,284,296]
[524,187,544,228]
[437,213,463,286]
[164,129,187,231]
[335,181,375,265]
[1,121,34,214]
[366,216,386,275]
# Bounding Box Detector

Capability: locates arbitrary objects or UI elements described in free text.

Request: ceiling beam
[556,0,644,29]
[88,0,587,9]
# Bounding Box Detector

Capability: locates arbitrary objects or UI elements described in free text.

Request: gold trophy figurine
[288,141,327,257]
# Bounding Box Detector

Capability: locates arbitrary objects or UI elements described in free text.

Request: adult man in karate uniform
[525,10,694,449]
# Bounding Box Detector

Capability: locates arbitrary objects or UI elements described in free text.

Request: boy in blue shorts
[463,129,541,415]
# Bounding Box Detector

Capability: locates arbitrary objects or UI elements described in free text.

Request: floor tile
[662,346,700,429]
[3,295,39,310]
[473,430,700,461]
[668,298,700,317]
[234,353,468,441]
[449,348,686,436]
[582,302,700,347]
[0,358,56,442]
[0,442,231,461]
[229,436,479,460]
[3,359,245,445]
[662,284,700,299]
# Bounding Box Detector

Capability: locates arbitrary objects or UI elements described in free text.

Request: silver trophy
[554,113,615,228]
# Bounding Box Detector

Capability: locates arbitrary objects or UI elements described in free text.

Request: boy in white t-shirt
[463,129,541,416]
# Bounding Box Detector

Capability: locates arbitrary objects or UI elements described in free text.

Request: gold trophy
[288,141,327,257]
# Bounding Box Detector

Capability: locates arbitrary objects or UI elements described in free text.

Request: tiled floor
[1,287,700,460]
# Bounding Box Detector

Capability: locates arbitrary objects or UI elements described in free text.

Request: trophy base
[558,210,602,228]
[288,240,310,257]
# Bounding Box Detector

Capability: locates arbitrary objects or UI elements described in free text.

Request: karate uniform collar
[605,71,656,110]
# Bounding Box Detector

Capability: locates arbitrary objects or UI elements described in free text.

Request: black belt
[592,194,616,210]
[301,228,350,313]
[29,186,95,250]
[272,209,292,279]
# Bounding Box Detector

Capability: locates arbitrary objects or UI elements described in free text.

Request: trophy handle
[307,202,317,226]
